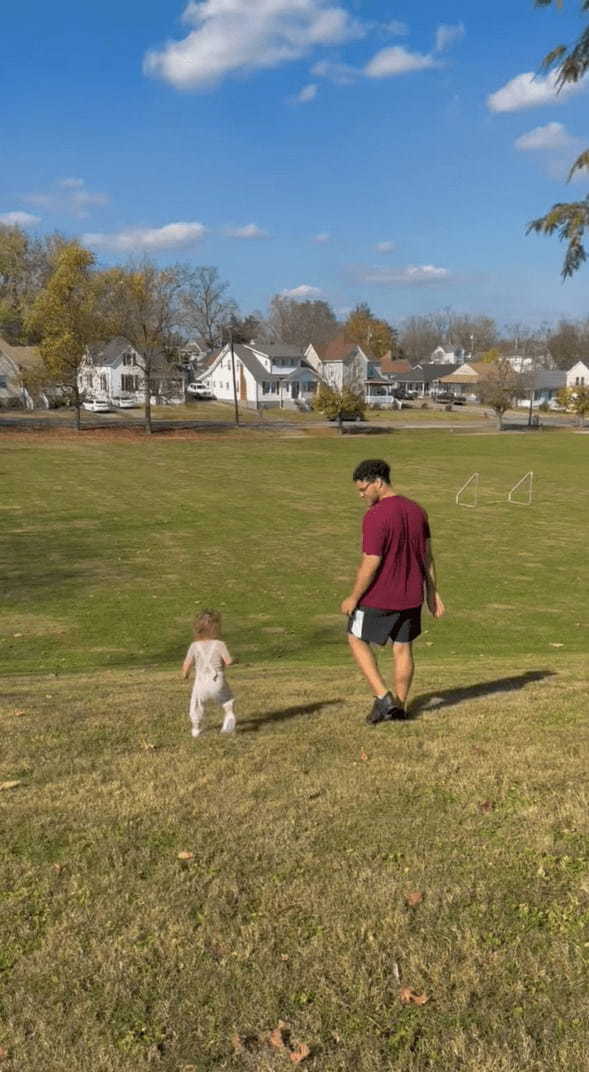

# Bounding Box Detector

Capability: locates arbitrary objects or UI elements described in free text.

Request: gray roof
[531,369,566,389]
[234,344,280,383]
[250,342,304,360]
[87,337,136,367]
[395,363,458,384]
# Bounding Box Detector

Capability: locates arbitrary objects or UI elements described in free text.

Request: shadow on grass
[409,669,556,717]
[238,698,342,733]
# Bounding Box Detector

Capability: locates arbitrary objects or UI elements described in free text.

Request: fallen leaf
[177,851,194,861]
[142,741,157,751]
[360,750,368,762]
[405,891,423,908]
[0,781,21,791]
[14,710,27,717]
[391,961,400,984]
[549,642,564,648]
[290,1041,311,1064]
[280,953,290,961]
[399,987,429,1006]
[269,1025,287,1050]
[231,1034,244,1054]
[13,633,23,638]
[0,1046,7,1061]
[479,800,495,813]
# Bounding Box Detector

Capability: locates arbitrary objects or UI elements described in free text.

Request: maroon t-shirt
[361,494,431,610]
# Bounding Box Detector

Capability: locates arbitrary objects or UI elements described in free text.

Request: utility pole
[229,327,239,426]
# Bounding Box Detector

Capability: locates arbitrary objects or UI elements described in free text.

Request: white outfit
[185,640,235,735]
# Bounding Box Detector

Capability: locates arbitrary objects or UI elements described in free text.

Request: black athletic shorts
[347,604,422,646]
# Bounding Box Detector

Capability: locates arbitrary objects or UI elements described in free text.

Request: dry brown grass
[1,655,587,1071]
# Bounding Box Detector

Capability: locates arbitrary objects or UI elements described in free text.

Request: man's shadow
[238,699,342,733]
[408,669,556,718]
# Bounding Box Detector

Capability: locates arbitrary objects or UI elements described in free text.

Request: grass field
[1,428,588,1070]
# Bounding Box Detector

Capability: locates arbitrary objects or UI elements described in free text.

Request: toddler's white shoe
[221,713,236,734]
[191,726,201,738]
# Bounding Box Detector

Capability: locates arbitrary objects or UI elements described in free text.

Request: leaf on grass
[141,740,157,751]
[231,1034,244,1054]
[14,710,27,717]
[269,1024,287,1050]
[290,1041,311,1063]
[405,891,423,907]
[392,961,400,983]
[549,642,564,648]
[360,750,368,762]
[13,633,23,638]
[0,1046,7,1061]
[0,781,21,791]
[479,800,495,813]
[177,851,194,860]
[399,987,429,1006]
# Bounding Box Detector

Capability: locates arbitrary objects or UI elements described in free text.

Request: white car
[82,399,111,412]
[112,396,139,409]
[187,383,215,399]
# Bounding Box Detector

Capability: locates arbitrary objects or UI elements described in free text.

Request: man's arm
[424,539,445,618]
[340,554,381,616]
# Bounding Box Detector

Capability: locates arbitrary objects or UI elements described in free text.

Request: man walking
[340,458,445,723]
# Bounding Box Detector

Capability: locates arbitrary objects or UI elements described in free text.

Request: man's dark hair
[352,458,391,484]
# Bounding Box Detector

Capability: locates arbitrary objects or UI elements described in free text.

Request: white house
[305,335,369,392]
[567,360,589,387]
[430,345,469,365]
[79,337,183,403]
[200,341,320,409]
[0,337,45,409]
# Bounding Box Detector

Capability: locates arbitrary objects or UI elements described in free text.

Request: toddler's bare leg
[189,688,204,737]
[221,699,236,733]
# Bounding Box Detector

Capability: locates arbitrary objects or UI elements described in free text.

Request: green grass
[0,429,586,676]
[1,428,588,1070]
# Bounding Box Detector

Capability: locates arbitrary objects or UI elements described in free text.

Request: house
[438,360,495,398]
[200,341,320,409]
[79,337,183,404]
[0,337,45,409]
[305,335,371,393]
[566,360,589,387]
[379,353,411,377]
[516,369,566,408]
[394,362,459,397]
[430,345,468,365]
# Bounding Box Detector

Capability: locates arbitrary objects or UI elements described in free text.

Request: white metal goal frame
[456,471,534,507]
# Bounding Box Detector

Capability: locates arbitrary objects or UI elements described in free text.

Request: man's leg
[392,641,414,709]
[347,634,388,697]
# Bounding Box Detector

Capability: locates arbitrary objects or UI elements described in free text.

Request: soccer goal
[455,472,479,508]
[507,471,534,505]
[456,471,534,507]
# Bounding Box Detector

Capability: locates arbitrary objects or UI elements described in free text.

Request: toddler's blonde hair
[193,609,222,640]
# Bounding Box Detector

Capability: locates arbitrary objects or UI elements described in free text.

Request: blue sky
[2,0,589,328]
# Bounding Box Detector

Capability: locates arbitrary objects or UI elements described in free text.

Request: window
[99,374,107,391]
[121,375,139,392]
[262,381,270,394]
[0,376,6,388]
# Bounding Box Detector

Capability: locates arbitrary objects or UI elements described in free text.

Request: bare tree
[265,295,337,347]
[103,260,191,434]
[180,267,237,349]
[477,358,521,429]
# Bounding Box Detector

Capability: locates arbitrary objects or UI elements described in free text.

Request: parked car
[433,391,466,405]
[112,396,139,409]
[327,410,364,422]
[82,399,111,412]
[187,383,216,400]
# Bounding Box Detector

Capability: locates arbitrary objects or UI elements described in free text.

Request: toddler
[182,610,237,737]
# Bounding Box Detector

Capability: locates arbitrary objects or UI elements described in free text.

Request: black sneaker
[366,691,396,725]
[385,706,410,721]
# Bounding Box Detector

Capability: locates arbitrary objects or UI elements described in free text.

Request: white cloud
[294,82,318,103]
[82,221,207,252]
[0,211,41,227]
[144,0,364,90]
[282,284,323,298]
[381,20,409,37]
[313,232,330,243]
[515,121,575,151]
[375,240,394,253]
[434,22,465,53]
[21,178,108,218]
[362,264,450,285]
[311,58,359,84]
[487,70,588,113]
[365,45,437,79]
[224,223,269,239]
